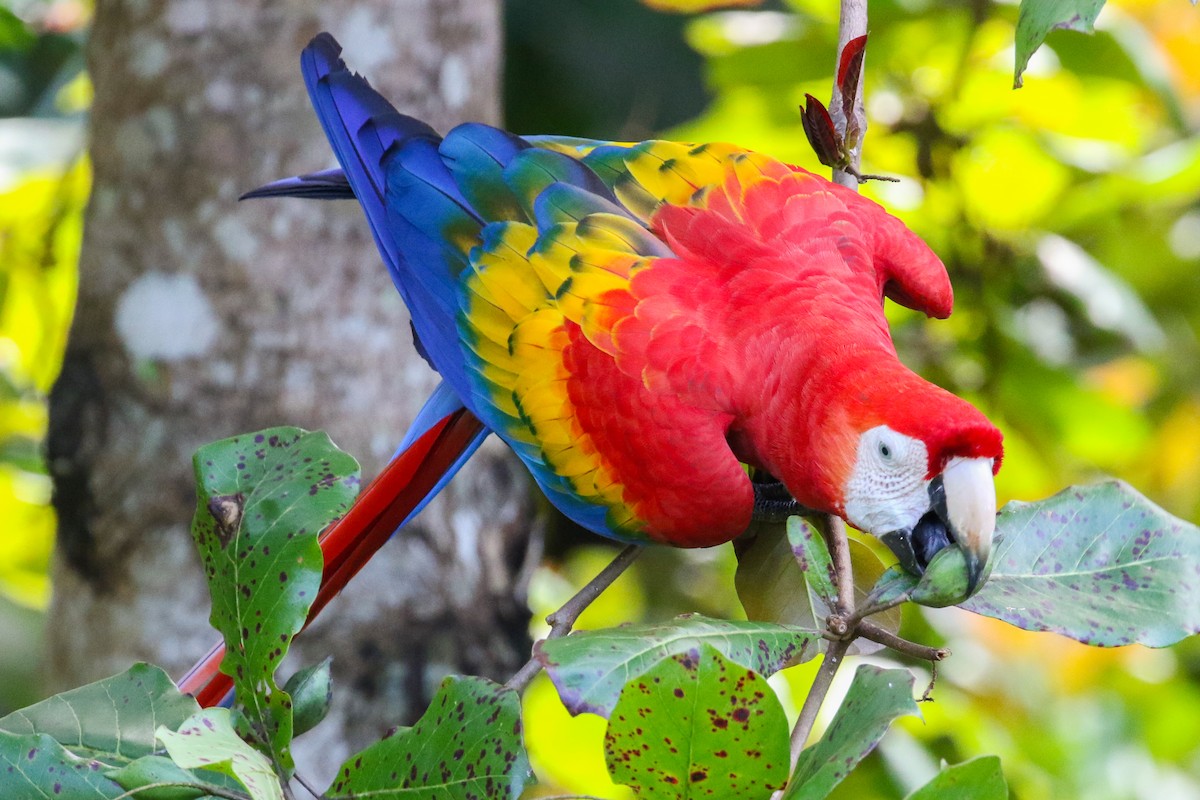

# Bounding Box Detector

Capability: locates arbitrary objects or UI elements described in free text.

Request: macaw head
[834,370,1003,594]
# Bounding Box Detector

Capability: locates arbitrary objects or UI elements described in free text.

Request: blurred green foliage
[509,0,1200,798]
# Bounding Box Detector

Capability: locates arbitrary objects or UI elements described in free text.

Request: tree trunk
[46,0,534,782]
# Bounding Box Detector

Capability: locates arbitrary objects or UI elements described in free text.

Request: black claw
[751,480,814,522]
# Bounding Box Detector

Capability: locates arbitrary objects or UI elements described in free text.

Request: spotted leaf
[0,663,198,767]
[327,675,531,800]
[788,517,837,606]
[904,755,1007,800]
[190,427,360,770]
[537,613,819,717]
[782,665,918,799]
[604,644,789,799]
[157,708,283,800]
[0,731,126,798]
[963,481,1200,647]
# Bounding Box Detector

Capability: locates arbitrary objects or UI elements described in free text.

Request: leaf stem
[505,544,644,692]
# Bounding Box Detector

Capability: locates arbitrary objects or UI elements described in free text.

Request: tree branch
[788,637,850,769]
[505,544,644,692]
[858,620,949,662]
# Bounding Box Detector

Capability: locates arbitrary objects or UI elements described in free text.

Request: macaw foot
[751,477,814,522]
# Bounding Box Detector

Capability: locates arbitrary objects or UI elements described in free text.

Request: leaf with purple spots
[735,521,901,657]
[788,516,837,606]
[326,675,531,800]
[190,427,360,770]
[782,665,918,799]
[962,481,1200,647]
[157,708,283,800]
[904,755,1007,799]
[604,644,790,799]
[537,613,819,717]
[0,663,199,767]
[0,730,126,798]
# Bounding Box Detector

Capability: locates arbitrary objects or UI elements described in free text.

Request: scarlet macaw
[180,33,1002,704]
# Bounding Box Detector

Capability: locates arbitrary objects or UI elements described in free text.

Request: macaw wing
[527,136,953,319]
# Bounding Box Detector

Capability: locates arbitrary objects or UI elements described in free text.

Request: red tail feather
[178,409,486,706]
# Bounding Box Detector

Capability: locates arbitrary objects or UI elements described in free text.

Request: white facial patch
[843,425,929,535]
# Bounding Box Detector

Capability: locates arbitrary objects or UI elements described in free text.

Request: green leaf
[190,427,359,769]
[736,522,901,654]
[0,730,125,798]
[866,544,995,611]
[1013,0,1106,88]
[604,644,789,799]
[283,659,333,738]
[788,517,836,605]
[107,755,244,800]
[904,756,1007,800]
[327,675,531,800]
[157,708,283,800]
[782,665,919,800]
[962,481,1200,647]
[537,613,819,717]
[0,663,199,766]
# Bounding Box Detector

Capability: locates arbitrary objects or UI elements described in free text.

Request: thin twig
[919,662,939,702]
[857,619,949,662]
[293,770,326,799]
[788,638,851,768]
[505,544,644,692]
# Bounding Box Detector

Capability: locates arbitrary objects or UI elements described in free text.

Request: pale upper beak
[880,456,996,595]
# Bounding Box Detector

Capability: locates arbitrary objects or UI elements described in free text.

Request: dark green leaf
[537,614,819,717]
[157,708,283,800]
[962,481,1200,647]
[913,546,986,608]
[1014,0,1106,88]
[0,663,199,766]
[190,427,359,769]
[904,756,1007,800]
[283,659,332,737]
[783,665,918,800]
[107,755,243,800]
[866,546,991,611]
[0,731,125,798]
[327,676,531,800]
[604,644,789,799]
[736,523,900,654]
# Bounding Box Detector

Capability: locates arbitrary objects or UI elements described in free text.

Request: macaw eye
[879,443,892,459]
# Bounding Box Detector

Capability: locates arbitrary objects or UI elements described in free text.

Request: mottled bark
[46,0,534,782]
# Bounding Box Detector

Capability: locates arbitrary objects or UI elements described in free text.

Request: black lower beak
[881,475,986,595]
